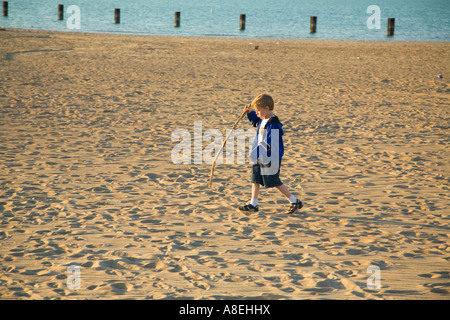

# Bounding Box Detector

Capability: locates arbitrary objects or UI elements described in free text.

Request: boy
[238,94,303,214]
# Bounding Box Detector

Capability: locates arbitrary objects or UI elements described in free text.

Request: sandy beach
[0,29,449,300]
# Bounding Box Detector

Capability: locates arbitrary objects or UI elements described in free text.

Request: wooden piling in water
[114,8,120,24]
[174,11,180,27]
[387,18,395,36]
[2,1,7,17]
[58,4,64,20]
[310,16,317,33]
[239,14,246,30]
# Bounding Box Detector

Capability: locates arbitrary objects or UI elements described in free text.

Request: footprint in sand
[420,271,450,295]
[110,282,132,294]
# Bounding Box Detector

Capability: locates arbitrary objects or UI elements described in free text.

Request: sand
[0,29,449,300]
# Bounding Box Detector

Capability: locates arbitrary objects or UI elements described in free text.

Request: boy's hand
[243,104,252,114]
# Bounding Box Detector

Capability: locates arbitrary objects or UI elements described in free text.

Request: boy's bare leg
[276,184,292,199]
[238,183,260,212]
[277,184,303,214]
[252,183,260,200]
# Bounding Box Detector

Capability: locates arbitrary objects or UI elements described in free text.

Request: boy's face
[254,105,272,119]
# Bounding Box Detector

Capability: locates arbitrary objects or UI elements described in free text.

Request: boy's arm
[247,111,260,127]
[243,104,260,127]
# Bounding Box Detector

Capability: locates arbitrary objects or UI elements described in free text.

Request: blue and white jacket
[247,111,284,164]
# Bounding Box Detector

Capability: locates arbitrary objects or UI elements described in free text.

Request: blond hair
[251,94,274,110]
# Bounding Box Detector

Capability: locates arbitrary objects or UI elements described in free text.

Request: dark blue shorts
[251,161,283,188]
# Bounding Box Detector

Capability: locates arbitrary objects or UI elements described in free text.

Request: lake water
[1,0,449,41]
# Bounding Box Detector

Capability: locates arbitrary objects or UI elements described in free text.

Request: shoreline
[2,27,450,45]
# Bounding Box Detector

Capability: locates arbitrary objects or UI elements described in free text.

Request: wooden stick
[387,18,395,36]
[114,8,120,24]
[310,16,317,33]
[239,14,246,31]
[208,110,247,188]
[174,11,180,27]
[58,4,64,20]
[3,1,8,17]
